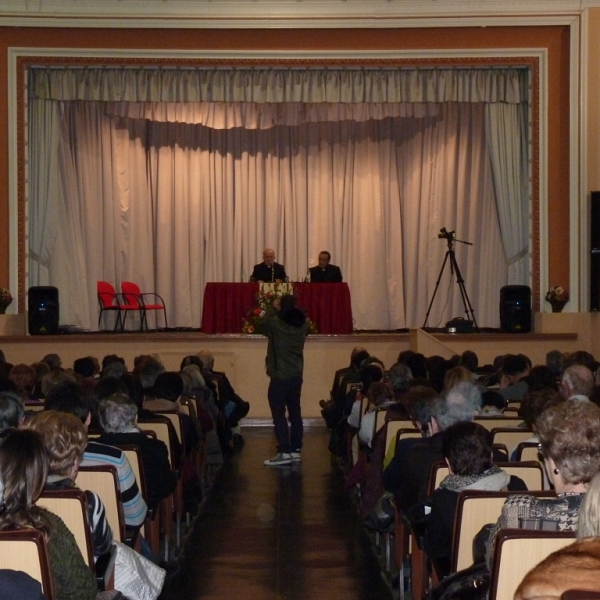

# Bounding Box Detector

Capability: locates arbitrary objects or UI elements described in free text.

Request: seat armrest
[124,524,142,549]
[96,543,117,591]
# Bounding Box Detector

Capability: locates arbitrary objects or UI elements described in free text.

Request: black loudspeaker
[591,191,600,311]
[500,285,531,333]
[28,286,59,335]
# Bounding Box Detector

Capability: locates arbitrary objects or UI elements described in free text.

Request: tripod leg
[422,251,451,328]
[448,252,479,332]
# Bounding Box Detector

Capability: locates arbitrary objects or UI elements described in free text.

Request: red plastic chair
[97,281,140,332]
[97,281,122,331]
[120,281,168,331]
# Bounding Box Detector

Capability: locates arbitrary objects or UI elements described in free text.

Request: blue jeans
[268,376,303,454]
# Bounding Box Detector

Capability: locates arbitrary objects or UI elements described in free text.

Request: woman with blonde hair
[443,366,475,391]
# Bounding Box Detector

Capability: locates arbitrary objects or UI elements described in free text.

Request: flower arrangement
[242,283,318,333]
[545,286,569,303]
[242,307,266,334]
[545,286,569,312]
[0,288,13,314]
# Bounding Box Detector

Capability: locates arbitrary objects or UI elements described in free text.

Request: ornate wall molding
[0,0,597,28]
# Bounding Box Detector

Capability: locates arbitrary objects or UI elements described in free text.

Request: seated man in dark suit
[308,251,343,283]
[250,248,287,282]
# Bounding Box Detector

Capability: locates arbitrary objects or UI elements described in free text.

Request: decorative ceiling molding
[0,0,597,28]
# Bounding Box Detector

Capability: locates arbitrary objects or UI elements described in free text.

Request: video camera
[438,227,455,241]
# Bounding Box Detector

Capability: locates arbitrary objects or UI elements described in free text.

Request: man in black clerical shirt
[250,248,288,282]
[308,251,343,283]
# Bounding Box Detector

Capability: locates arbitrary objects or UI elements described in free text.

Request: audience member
[499,354,531,401]
[524,364,559,390]
[346,363,385,429]
[44,381,147,528]
[41,369,77,398]
[518,386,563,431]
[0,391,25,429]
[0,570,44,599]
[73,357,97,394]
[479,390,506,416]
[418,421,527,577]
[144,371,197,456]
[514,470,600,599]
[443,365,475,391]
[358,382,398,447]
[0,428,97,600]
[41,353,62,371]
[329,347,368,404]
[101,354,127,378]
[486,400,600,568]
[546,349,564,380]
[8,363,37,403]
[31,361,50,399]
[97,394,177,509]
[386,362,413,405]
[385,382,481,512]
[459,350,479,376]
[24,410,166,599]
[196,350,250,433]
[559,364,595,401]
[23,411,113,559]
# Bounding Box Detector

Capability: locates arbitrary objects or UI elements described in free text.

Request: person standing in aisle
[257,294,310,466]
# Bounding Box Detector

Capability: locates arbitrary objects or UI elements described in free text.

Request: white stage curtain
[27,67,528,331]
[485,103,530,283]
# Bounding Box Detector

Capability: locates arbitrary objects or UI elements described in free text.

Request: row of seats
[342,399,577,600]
[0,400,217,598]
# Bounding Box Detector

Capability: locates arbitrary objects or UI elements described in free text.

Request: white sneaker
[291,452,301,462]
[264,452,293,466]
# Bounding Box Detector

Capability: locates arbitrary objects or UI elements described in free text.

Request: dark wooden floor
[161,427,393,600]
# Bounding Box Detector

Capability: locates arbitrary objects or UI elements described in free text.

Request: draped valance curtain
[30,67,529,104]
[27,66,530,331]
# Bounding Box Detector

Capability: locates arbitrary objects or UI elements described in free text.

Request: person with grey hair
[387,362,413,393]
[560,363,595,401]
[392,381,480,513]
[0,391,25,430]
[96,394,177,509]
[41,353,62,371]
[196,349,250,446]
[434,381,482,430]
[137,358,166,393]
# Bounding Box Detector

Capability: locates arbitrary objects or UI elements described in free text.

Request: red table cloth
[201,282,353,334]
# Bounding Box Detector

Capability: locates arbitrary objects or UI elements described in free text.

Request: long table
[201,282,353,334]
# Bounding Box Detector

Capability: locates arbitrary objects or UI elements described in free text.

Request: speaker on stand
[28,286,59,335]
[500,285,532,333]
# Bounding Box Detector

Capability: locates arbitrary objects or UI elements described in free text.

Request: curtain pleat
[28,99,512,331]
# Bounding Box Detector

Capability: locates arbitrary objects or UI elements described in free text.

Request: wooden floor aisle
[161,426,394,600]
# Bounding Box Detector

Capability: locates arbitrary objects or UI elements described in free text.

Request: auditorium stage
[1,311,596,419]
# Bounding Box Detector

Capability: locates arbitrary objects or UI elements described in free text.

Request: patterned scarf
[440,464,511,492]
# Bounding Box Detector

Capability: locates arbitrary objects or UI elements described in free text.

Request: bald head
[263,248,276,267]
[561,364,595,399]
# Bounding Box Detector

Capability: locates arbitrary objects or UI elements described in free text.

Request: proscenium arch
[9,48,547,318]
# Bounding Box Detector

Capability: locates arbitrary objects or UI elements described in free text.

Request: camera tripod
[422,228,479,332]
